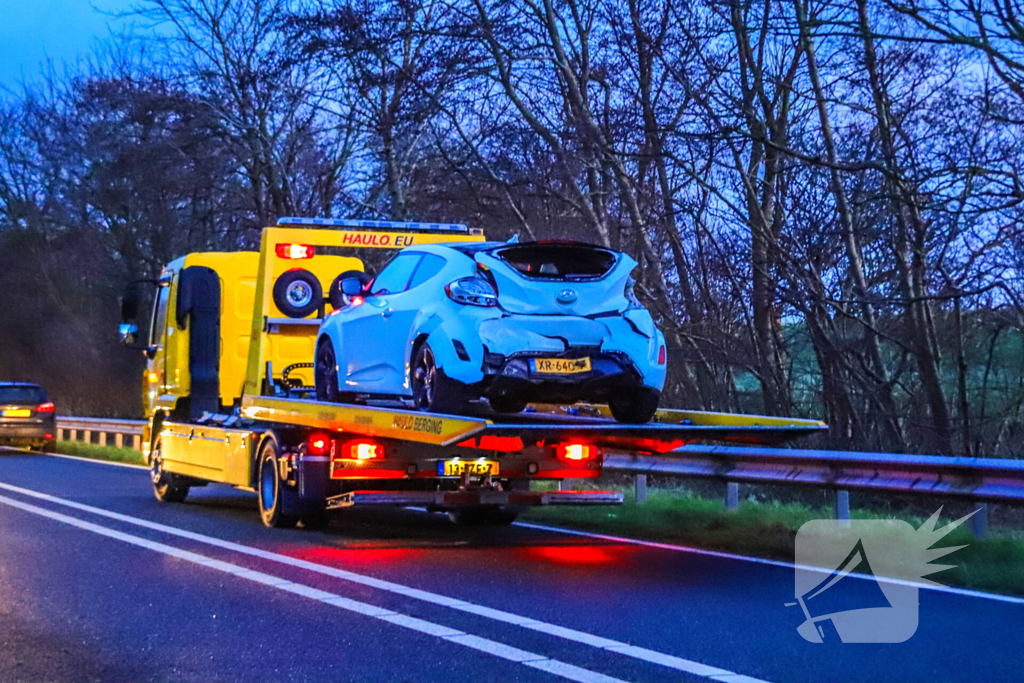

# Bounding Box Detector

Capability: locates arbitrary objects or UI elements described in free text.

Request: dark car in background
[0,383,55,451]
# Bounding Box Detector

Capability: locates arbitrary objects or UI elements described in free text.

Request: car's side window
[407,254,447,291]
[370,253,422,295]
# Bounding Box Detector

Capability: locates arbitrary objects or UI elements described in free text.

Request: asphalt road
[0,450,1020,683]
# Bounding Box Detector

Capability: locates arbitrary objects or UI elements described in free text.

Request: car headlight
[445,277,498,307]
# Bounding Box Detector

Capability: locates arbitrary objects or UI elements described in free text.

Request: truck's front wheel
[257,438,298,528]
[151,436,189,503]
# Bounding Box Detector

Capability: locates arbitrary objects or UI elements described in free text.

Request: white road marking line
[513,521,1024,606]
[0,480,756,682]
[0,492,627,683]
[25,449,1024,605]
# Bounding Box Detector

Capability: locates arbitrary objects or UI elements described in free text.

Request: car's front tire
[411,342,468,414]
[315,338,357,404]
[608,388,660,424]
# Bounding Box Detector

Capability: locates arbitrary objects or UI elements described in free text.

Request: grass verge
[53,441,145,467]
[522,485,1024,597]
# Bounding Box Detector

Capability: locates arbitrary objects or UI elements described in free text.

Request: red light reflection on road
[290,544,428,566]
[521,545,624,566]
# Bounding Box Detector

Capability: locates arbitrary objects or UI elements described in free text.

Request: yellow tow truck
[119,218,825,528]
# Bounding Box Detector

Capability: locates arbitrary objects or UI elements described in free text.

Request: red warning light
[344,441,383,460]
[276,244,315,259]
[307,433,330,456]
[556,443,598,461]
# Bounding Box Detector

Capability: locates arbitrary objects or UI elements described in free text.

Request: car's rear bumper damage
[479,350,652,404]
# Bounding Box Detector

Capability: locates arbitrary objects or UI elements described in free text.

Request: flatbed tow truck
[119,218,825,528]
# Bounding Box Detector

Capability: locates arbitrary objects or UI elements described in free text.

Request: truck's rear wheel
[151,436,189,503]
[257,439,298,528]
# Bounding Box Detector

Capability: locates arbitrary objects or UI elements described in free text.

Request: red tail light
[344,440,383,460]
[276,243,315,259]
[44,433,54,440]
[658,345,666,365]
[35,402,55,413]
[307,433,330,456]
[556,443,598,461]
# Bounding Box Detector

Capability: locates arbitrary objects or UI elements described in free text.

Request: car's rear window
[494,244,618,280]
[0,386,45,404]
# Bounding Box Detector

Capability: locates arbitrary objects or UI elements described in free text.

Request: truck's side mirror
[121,286,140,322]
[329,270,373,310]
[340,278,364,296]
[119,323,139,346]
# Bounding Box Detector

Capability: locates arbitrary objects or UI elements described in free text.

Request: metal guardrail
[54,416,1021,535]
[604,444,1024,536]
[55,416,145,450]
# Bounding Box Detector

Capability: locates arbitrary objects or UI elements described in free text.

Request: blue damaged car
[314,241,667,423]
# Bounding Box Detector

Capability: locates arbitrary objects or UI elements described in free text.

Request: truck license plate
[2,409,30,417]
[530,357,591,375]
[439,459,499,476]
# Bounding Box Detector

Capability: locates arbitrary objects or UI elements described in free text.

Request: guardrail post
[635,474,647,504]
[70,429,77,442]
[132,435,141,452]
[725,481,739,510]
[970,503,989,538]
[58,428,66,441]
[115,433,123,448]
[834,490,850,527]
[83,430,91,444]
[99,432,107,447]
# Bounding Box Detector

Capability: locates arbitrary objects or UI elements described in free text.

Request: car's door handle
[382,308,393,318]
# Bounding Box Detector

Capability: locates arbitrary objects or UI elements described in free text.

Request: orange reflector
[148,372,158,383]
[275,243,315,259]
[345,441,382,460]
[557,443,598,461]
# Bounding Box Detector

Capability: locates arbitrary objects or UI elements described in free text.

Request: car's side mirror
[119,323,139,346]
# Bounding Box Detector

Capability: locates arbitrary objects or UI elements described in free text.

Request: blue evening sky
[0,0,135,89]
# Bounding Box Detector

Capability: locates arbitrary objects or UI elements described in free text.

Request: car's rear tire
[257,438,298,528]
[608,388,660,424]
[412,342,468,414]
[151,436,190,503]
[488,395,527,414]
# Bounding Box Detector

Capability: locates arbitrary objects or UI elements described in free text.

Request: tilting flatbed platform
[241,395,826,454]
